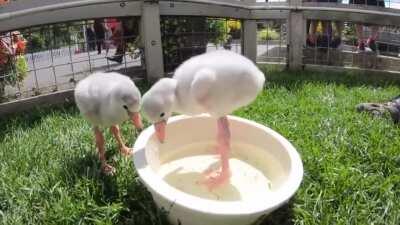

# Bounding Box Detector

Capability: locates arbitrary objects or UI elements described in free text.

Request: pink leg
[201,116,232,190]
[110,125,133,157]
[94,126,115,175]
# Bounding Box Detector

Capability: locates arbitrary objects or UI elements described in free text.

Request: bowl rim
[133,114,303,215]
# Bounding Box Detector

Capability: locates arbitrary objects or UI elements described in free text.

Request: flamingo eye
[123,105,128,110]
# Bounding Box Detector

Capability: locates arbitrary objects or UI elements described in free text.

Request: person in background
[94,19,106,55]
[0,31,26,66]
[330,21,343,48]
[349,0,385,52]
[104,18,120,56]
[0,31,28,84]
[103,22,113,55]
[107,18,138,64]
[11,31,26,56]
[86,26,96,52]
[307,0,343,49]
[307,20,329,47]
[107,19,124,63]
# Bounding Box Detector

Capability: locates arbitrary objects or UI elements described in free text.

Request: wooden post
[242,0,257,62]
[288,0,306,70]
[141,0,165,82]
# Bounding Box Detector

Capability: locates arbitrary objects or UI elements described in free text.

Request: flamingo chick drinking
[142,50,265,189]
[74,72,143,175]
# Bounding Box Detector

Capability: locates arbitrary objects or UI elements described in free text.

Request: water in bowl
[157,141,281,202]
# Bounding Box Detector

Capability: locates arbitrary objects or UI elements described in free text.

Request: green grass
[1,68,400,225]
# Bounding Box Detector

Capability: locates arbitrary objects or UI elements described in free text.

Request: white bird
[74,72,143,175]
[142,50,265,189]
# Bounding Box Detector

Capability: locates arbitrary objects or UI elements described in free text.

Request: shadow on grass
[60,146,169,225]
[260,199,295,225]
[118,180,170,225]
[61,151,122,202]
[0,102,77,142]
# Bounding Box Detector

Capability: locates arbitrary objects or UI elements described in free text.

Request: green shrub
[15,55,28,83]
[343,23,358,45]
[257,28,280,41]
[27,34,45,52]
[207,19,231,46]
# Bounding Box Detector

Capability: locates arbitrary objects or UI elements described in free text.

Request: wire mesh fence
[161,16,242,73]
[1,0,400,107]
[303,20,400,71]
[256,20,287,64]
[0,17,144,103]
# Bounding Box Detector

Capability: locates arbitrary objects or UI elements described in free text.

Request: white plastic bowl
[133,115,303,225]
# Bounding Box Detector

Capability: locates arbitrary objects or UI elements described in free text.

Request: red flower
[0,0,10,6]
[15,40,26,55]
